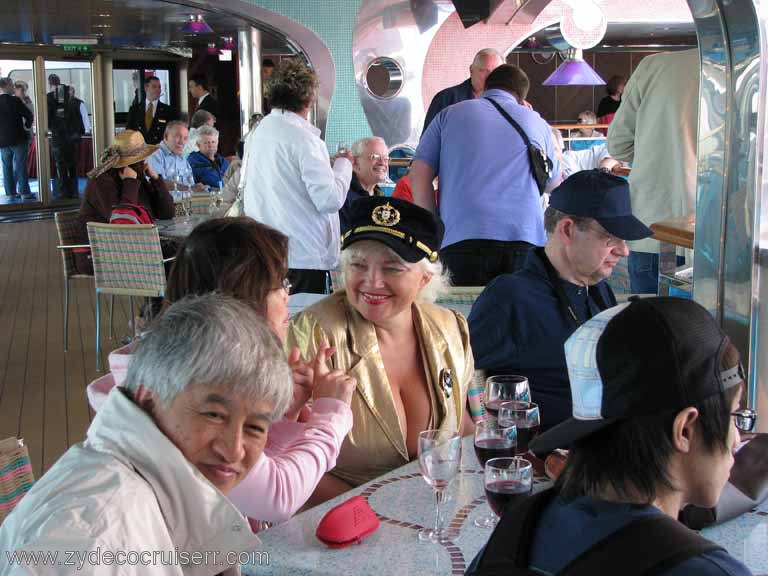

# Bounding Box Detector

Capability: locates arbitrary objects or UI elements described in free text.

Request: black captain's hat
[341,196,444,263]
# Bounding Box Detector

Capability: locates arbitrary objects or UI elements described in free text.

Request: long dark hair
[165,217,289,317]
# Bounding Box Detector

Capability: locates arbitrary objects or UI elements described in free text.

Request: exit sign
[63,45,92,53]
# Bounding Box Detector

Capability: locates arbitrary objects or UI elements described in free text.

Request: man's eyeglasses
[585,224,626,248]
[732,409,757,433]
[369,153,390,163]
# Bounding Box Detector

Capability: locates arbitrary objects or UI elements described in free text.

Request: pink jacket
[87,344,353,523]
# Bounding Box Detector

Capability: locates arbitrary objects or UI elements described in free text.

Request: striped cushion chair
[86,222,172,371]
[0,437,34,525]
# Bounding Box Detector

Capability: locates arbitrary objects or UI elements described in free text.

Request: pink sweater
[87,344,352,522]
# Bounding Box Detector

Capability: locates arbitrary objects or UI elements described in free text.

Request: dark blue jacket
[188,151,229,188]
[339,173,383,235]
[422,78,474,135]
[468,249,616,431]
[0,94,33,148]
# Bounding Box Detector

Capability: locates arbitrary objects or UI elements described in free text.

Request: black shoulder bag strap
[560,513,723,576]
[474,488,557,575]
[534,248,608,328]
[484,96,552,195]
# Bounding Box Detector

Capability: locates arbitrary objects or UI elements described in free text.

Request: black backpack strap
[561,513,723,576]
[484,97,533,147]
[474,488,557,576]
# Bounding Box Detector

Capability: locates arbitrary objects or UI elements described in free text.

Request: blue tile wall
[243,0,371,149]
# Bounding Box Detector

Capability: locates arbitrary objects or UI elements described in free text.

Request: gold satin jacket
[287,290,474,487]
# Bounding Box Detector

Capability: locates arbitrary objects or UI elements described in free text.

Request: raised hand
[312,341,357,405]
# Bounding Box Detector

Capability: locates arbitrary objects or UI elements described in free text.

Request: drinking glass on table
[485,375,530,420]
[473,421,516,528]
[417,430,462,543]
[498,401,541,455]
[484,457,533,517]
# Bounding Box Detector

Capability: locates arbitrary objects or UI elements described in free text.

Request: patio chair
[0,437,34,525]
[87,222,172,371]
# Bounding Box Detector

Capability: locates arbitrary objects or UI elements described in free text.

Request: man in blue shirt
[468,170,652,430]
[411,64,560,286]
[468,297,753,576]
[148,121,204,199]
[421,48,503,134]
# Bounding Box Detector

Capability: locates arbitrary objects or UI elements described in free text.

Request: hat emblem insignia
[371,203,400,227]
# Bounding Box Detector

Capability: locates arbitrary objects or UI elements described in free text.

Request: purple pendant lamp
[182,14,214,35]
[543,49,605,86]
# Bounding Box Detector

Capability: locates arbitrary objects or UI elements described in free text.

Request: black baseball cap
[548,169,653,241]
[530,297,743,456]
[341,196,444,263]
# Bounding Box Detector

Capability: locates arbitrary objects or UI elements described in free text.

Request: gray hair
[0,78,14,94]
[164,120,188,138]
[543,206,593,235]
[578,110,597,124]
[472,48,503,68]
[196,125,219,142]
[191,108,215,129]
[351,136,386,157]
[123,294,292,421]
[339,240,450,303]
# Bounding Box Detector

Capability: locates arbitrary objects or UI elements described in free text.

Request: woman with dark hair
[242,58,354,294]
[597,74,626,119]
[87,217,356,524]
[74,129,175,274]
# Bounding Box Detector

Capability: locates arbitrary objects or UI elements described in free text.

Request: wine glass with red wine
[484,457,533,517]
[473,420,517,528]
[417,430,462,544]
[484,375,530,420]
[498,401,541,454]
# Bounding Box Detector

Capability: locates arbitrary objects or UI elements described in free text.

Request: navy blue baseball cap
[548,169,653,241]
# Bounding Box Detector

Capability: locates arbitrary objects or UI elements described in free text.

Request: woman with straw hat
[73,129,175,274]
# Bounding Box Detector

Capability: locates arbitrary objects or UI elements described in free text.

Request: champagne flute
[417,430,461,544]
[484,457,533,517]
[485,375,530,420]
[473,421,516,528]
[498,401,541,455]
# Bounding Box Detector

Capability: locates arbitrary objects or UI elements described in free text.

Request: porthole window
[365,57,403,99]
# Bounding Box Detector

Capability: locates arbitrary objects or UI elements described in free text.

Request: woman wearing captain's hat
[74,129,175,274]
[288,196,479,504]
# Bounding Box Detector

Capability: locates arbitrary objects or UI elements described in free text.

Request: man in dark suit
[188,74,218,120]
[126,76,174,145]
[421,48,503,134]
[47,74,83,198]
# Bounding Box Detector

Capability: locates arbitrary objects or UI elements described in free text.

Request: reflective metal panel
[353,0,456,147]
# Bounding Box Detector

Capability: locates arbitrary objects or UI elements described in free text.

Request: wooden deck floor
[0,218,135,478]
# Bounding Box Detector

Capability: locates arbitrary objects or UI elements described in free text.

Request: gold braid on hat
[87,144,148,179]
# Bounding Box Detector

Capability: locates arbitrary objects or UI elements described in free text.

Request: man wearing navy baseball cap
[469,169,653,431]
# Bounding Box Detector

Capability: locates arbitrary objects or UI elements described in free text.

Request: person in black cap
[469,169,653,431]
[288,196,482,506]
[467,297,754,575]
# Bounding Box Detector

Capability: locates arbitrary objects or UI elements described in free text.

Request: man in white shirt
[243,59,352,294]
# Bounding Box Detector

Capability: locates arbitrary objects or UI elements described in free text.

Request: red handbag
[315,495,380,548]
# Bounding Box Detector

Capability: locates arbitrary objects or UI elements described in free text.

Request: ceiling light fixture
[542,49,605,86]
[182,14,214,34]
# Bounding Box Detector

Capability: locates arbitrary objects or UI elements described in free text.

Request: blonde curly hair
[266,59,318,113]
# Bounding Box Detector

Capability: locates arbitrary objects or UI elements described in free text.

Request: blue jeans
[0,141,30,196]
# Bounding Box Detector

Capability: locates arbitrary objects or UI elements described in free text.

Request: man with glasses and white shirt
[468,170,653,431]
[339,137,388,235]
[127,76,173,145]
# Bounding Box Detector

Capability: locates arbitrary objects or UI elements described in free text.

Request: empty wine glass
[485,375,530,421]
[418,430,461,544]
[484,457,533,517]
[473,421,516,528]
[498,401,541,455]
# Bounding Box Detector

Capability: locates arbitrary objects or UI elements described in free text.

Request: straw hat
[87,130,158,179]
